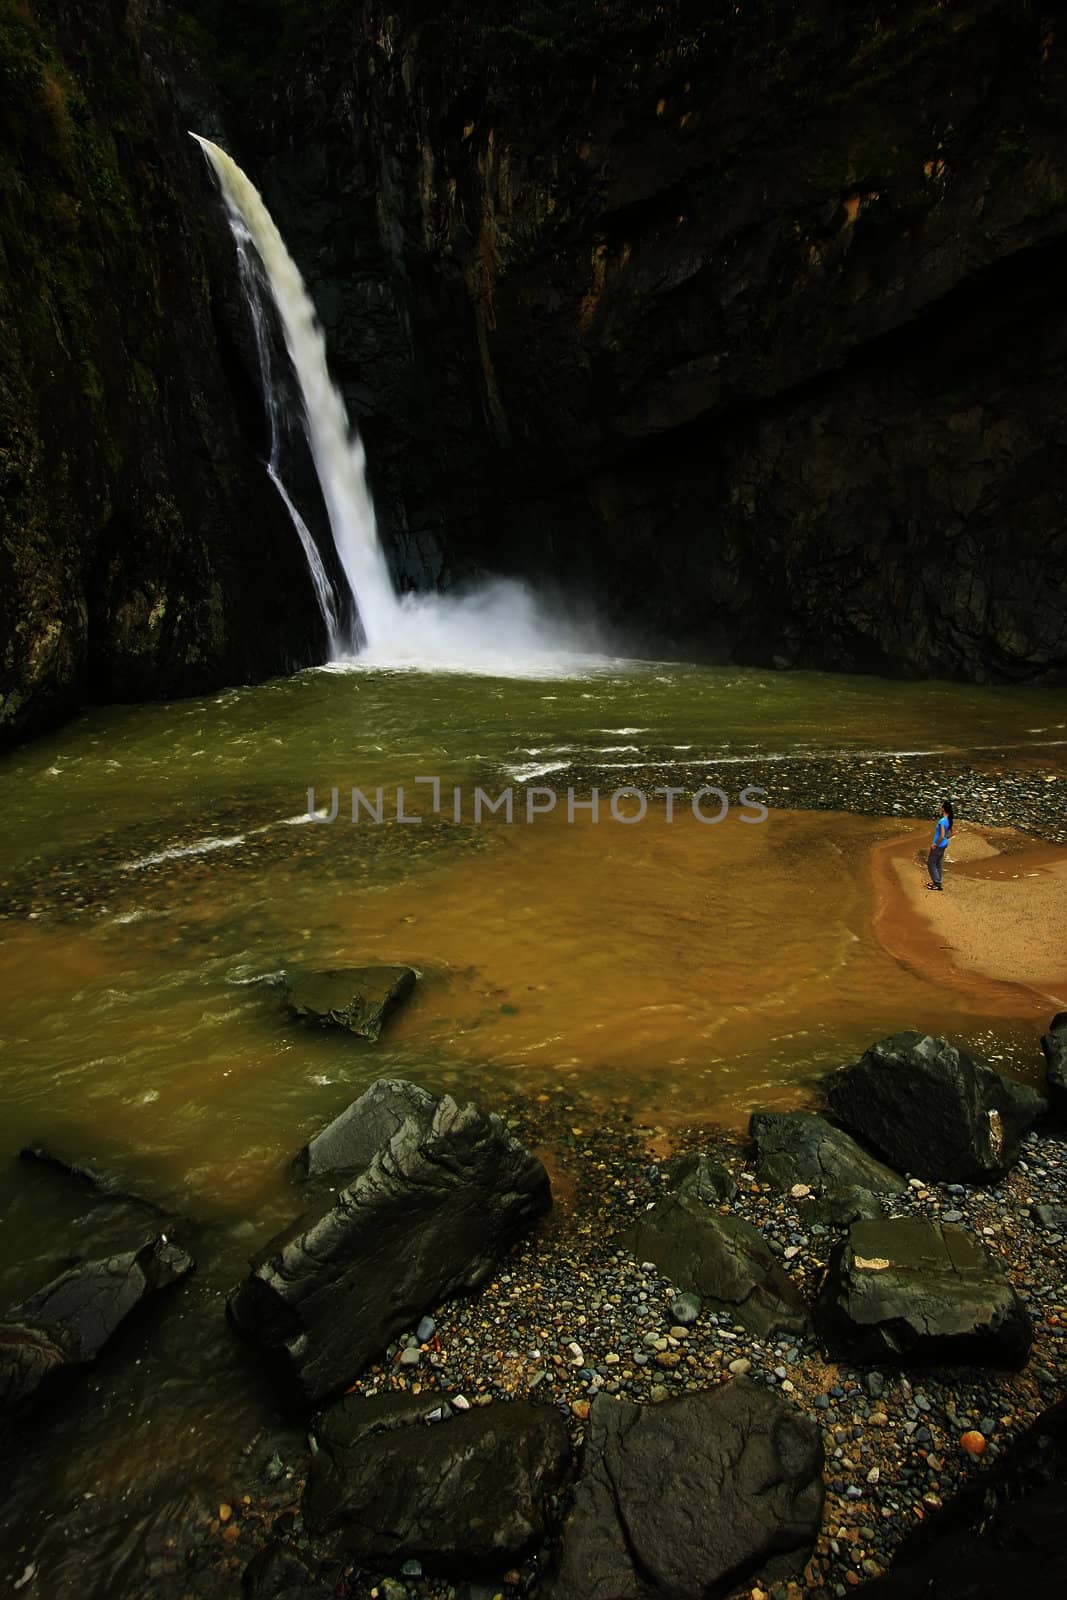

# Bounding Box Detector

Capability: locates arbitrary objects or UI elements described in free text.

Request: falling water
[230,219,343,648]
[193,133,397,652]
[193,134,608,675]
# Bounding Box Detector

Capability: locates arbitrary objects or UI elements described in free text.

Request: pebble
[670,1292,701,1325]
[960,1431,987,1455]
[728,1358,752,1376]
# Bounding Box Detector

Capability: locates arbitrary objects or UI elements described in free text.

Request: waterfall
[193,133,397,653]
[193,134,608,677]
[230,218,343,649]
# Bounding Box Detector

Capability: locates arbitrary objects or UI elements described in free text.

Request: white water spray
[193,133,608,675]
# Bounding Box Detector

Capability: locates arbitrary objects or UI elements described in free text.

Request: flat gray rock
[817,1217,1032,1366]
[750,1110,906,1195]
[827,1032,1045,1183]
[542,1380,823,1600]
[229,1091,551,1404]
[294,1078,437,1180]
[304,1392,571,1571]
[621,1190,810,1337]
[286,965,416,1041]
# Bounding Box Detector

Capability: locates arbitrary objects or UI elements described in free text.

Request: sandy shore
[873,822,1067,1007]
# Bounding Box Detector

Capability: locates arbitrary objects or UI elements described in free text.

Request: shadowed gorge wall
[224,0,1067,680]
[0,0,325,747]
[3,0,1067,749]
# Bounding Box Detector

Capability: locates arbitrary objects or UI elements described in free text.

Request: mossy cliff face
[236,0,1067,680]
[0,0,324,747]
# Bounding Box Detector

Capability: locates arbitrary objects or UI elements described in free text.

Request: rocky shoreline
[23,1013,1053,1600]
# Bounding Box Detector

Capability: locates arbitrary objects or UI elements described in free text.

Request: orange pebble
[960,1431,986,1455]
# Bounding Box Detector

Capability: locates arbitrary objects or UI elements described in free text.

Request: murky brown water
[1,660,1065,1596]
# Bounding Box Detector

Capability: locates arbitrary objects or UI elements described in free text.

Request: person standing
[927,797,954,890]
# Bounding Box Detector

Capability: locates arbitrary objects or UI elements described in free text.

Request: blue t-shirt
[932,816,950,850]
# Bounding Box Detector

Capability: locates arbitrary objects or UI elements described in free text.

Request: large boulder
[294,1078,437,1180]
[826,1032,1046,1183]
[817,1217,1031,1366]
[229,1089,551,1404]
[1041,1012,1067,1123]
[621,1191,809,1337]
[749,1110,907,1195]
[543,1380,824,1600]
[286,965,416,1041]
[304,1392,571,1572]
[0,1235,193,1417]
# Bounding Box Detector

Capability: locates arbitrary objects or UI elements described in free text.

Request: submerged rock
[1041,1012,1067,1123]
[543,1380,823,1599]
[229,1087,550,1404]
[826,1032,1045,1183]
[286,965,416,1041]
[817,1217,1031,1366]
[621,1190,809,1337]
[0,1235,193,1418]
[304,1391,571,1571]
[293,1077,436,1180]
[19,1143,169,1215]
[749,1110,907,1195]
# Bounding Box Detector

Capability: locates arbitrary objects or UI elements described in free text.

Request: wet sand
[873,822,1067,1007]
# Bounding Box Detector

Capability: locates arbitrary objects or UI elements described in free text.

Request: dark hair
[941,797,954,830]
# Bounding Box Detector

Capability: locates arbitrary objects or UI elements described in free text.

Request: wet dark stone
[286,965,417,1042]
[817,1217,1031,1367]
[859,1400,1067,1597]
[19,1143,169,1215]
[0,1235,193,1418]
[293,1078,437,1180]
[542,1379,823,1600]
[749,1110,907,1195]
[808,1185,885,1227]
[667,1151,738,1204]
[241,1542,316,1598]
[620,1191,810,1338]
[1031,1202,1067,1232]
[229,1087,551,1404]
[826,1033,1046,1183]
[304,1391,571,1572]
[1041,1012,1067,1123]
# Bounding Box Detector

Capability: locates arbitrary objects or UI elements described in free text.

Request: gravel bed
[543,748,1067,844]
[203,1088,1066,1600]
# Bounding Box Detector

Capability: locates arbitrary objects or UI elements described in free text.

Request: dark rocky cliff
[221,0,1067,680]
[0,0,325,748]
[3,0,1067,749]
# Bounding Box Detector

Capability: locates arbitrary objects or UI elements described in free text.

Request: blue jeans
[927,845,947,887]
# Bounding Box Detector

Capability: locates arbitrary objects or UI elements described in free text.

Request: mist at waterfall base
[193,134,612,680]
